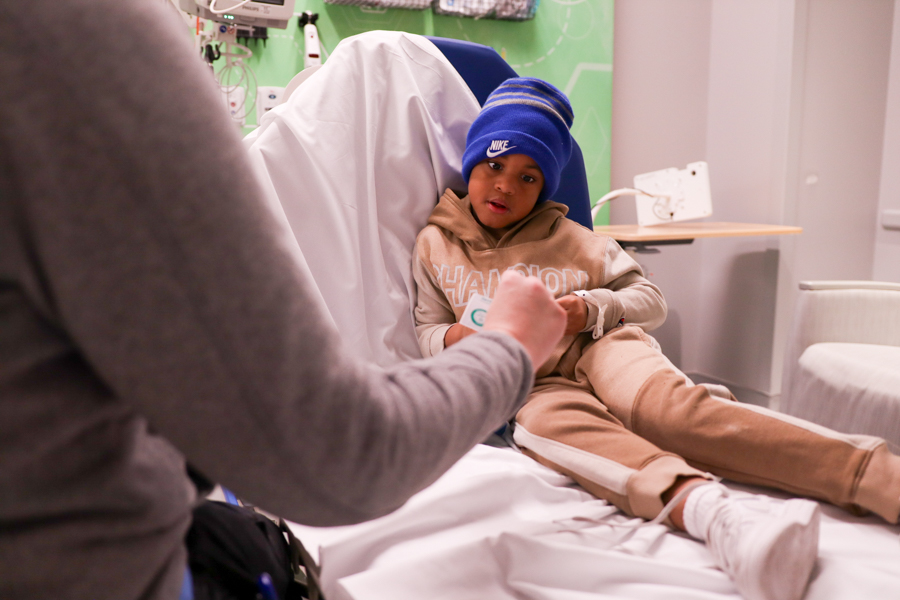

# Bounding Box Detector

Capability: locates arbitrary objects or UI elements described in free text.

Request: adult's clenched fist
[483,271,567,371]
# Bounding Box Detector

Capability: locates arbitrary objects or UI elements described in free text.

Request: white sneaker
[684,484,820,600]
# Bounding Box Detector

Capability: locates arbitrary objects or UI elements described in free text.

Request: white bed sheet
[244,30,900,600]
[290,445,900,600]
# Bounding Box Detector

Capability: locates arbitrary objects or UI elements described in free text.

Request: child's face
[468,154,545,236]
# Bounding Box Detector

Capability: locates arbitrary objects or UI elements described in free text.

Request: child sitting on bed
[412,77,900,600]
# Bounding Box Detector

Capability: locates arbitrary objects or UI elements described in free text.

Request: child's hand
[444,323,478,348]
[557,295,587,336]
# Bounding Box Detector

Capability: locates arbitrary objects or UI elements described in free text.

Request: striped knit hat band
[482,80,574,127]
[462,77,574,202]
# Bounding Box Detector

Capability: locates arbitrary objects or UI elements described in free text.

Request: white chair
[781,280,900,451]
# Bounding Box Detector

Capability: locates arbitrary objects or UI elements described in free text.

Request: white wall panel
[610,0,711,370]
[874,3,900,282]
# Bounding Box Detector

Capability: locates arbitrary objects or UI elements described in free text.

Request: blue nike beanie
[462,77,574,203]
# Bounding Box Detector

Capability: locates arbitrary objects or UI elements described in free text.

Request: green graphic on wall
[218,0,613,223]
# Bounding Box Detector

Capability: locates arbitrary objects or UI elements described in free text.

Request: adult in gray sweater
[0,2,566,598]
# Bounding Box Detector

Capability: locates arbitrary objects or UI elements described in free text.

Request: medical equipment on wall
[178,0,296,29]
[222,83,247,125]
[195,22,258,126]
[298,12,322,70]
[591,161,712,226]
[178,0,314,128]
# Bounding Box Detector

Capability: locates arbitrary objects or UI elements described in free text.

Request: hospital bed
[243,31,900,600]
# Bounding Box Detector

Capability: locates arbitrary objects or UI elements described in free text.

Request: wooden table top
[593,222,803,242]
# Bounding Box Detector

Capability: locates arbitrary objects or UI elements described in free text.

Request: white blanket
[244,30,480,367]
[290,445,900,600]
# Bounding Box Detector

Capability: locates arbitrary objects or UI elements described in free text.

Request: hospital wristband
[574,290,605,340]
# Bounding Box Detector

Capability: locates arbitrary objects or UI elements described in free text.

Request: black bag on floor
[186,500,308,600]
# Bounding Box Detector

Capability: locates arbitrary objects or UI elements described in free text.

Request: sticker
[459,293,493,331]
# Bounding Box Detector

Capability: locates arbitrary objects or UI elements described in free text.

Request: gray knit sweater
[0,2,532,598]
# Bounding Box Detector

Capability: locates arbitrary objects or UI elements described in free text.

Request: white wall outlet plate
[633,161,712,226]
[256,86,285,125]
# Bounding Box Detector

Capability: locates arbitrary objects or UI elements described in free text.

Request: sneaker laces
[550,477,716,556]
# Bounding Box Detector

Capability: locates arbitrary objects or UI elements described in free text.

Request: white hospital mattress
[290,444,900,600]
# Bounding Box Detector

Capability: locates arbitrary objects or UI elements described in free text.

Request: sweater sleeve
[2,0,533,527]
[578,237,667,335]
[412,243,458,357]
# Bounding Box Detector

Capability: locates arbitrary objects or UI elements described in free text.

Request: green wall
[221,0,613,223]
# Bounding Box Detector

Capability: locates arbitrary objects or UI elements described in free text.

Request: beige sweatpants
[514,326,900,523]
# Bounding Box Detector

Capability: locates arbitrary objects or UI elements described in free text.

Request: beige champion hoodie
[413,190,667,378]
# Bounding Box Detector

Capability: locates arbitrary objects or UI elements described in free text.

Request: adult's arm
[1,0,534,526]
